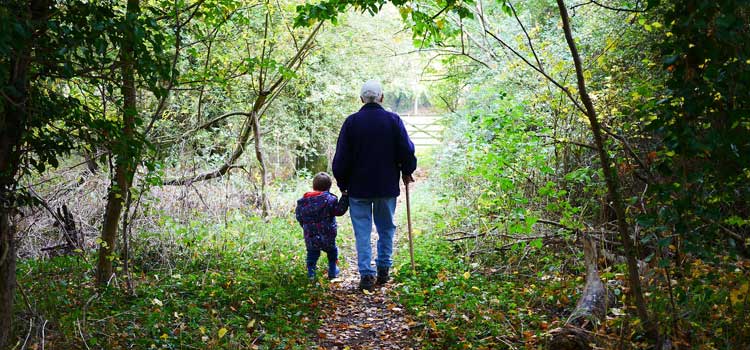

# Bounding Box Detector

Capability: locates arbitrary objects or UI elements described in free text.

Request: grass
[390,180,578,349]
[391,164,750,349]
[14,213,324,349]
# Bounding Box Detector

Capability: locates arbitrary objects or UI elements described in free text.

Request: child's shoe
[328,266,340,280]
[307,267,316,281]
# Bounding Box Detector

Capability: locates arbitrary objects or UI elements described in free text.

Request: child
[295,172,349,280]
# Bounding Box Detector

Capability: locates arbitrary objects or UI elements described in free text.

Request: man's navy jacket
[332,103,417,198]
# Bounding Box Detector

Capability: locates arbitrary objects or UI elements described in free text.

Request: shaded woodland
[1,0,748,349]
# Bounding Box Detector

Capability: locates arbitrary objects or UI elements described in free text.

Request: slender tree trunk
[555,0,659,344]
[0,79,25,350]
[251,98,269,216]
[97,0,139,286]
[0,210,16,349]
[97,165,132,284]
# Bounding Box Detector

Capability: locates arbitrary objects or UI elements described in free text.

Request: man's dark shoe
[359,275,376,291]
[376,267,390,285]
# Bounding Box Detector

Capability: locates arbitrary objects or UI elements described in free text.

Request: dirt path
[312,169,430,349]
[314,205,418,349]
[314,233,417,349]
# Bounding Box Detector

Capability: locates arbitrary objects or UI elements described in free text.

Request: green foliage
[645,0,750,255]
[0,0,172,203]
[7,0,750,348]
[647,257,750,346]
[294,0,477,46]
[390,0,750,346]
[0,1,100,191]
[16,214,322,349]
[392,184,584,349]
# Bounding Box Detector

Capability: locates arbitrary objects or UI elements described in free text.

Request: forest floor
[15,162,749,349]
[314,230,418,349]
[313,179,424,349]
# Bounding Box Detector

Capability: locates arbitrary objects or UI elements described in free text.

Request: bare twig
[21,317,33,350]
[145,0,186,136]
[163,164,246,186]
[24,151,109,188]
[571,0,646,13]
[600,124,655,182]
[430,4,451,20]
[27,187,83,255]
[508,1,544,73]
[16,281,34,316]
[76,319,91,350]
[189,182,210,209]
[41,319,47,350]
[187,111,254,139]
[541,139,597,150]
[120,180,135,295]
[483,29,588,116]
[447,230,564,242]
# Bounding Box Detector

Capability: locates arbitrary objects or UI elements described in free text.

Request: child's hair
[312,172,332,191]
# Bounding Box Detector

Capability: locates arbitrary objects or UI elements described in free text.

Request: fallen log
[547,327,594,350]
[547,234,608,350]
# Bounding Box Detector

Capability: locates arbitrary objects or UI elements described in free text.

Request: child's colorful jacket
[295,191,349,250]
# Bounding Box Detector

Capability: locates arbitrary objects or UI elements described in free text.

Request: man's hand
[402,174,415,184]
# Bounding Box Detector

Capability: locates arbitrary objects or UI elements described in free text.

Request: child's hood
[303,191,324,198]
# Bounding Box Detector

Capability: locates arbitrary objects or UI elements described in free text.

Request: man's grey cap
[360,80,383,99]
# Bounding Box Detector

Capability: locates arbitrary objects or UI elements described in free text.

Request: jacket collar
[360,102,384,111]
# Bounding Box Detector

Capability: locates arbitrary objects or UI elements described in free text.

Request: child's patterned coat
[295,191,349,250]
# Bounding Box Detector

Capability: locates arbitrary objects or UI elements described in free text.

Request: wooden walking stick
[405,180,416,273]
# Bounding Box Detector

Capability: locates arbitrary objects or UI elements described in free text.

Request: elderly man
[332,80,417,291]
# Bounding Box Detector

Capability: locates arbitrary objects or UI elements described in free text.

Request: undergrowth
[392,185,585,349]
[13,161,749,350]
[14,214,323,349]
[391,164,750,349]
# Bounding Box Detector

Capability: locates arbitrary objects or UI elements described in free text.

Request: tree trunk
[97,164,132,285]
[0,0,44,343]
[0,83,24,350]
[568,235,607,326]
[554,0,659,345]
[251,106,270,216]
[0,210,16,349]
[97,0,139,286]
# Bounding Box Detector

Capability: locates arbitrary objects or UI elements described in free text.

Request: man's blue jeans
[349,197,397,277]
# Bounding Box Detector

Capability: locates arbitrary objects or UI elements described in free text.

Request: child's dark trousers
[306,246,338,279]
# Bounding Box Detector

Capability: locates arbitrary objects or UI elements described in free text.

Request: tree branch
[162,164,245,186]
[571,0,647,13]
[600,124,655,182]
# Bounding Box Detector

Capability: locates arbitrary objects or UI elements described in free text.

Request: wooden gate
[400,114,443,148]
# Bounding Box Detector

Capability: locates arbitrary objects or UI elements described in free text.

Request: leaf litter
[314,228,417,350]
